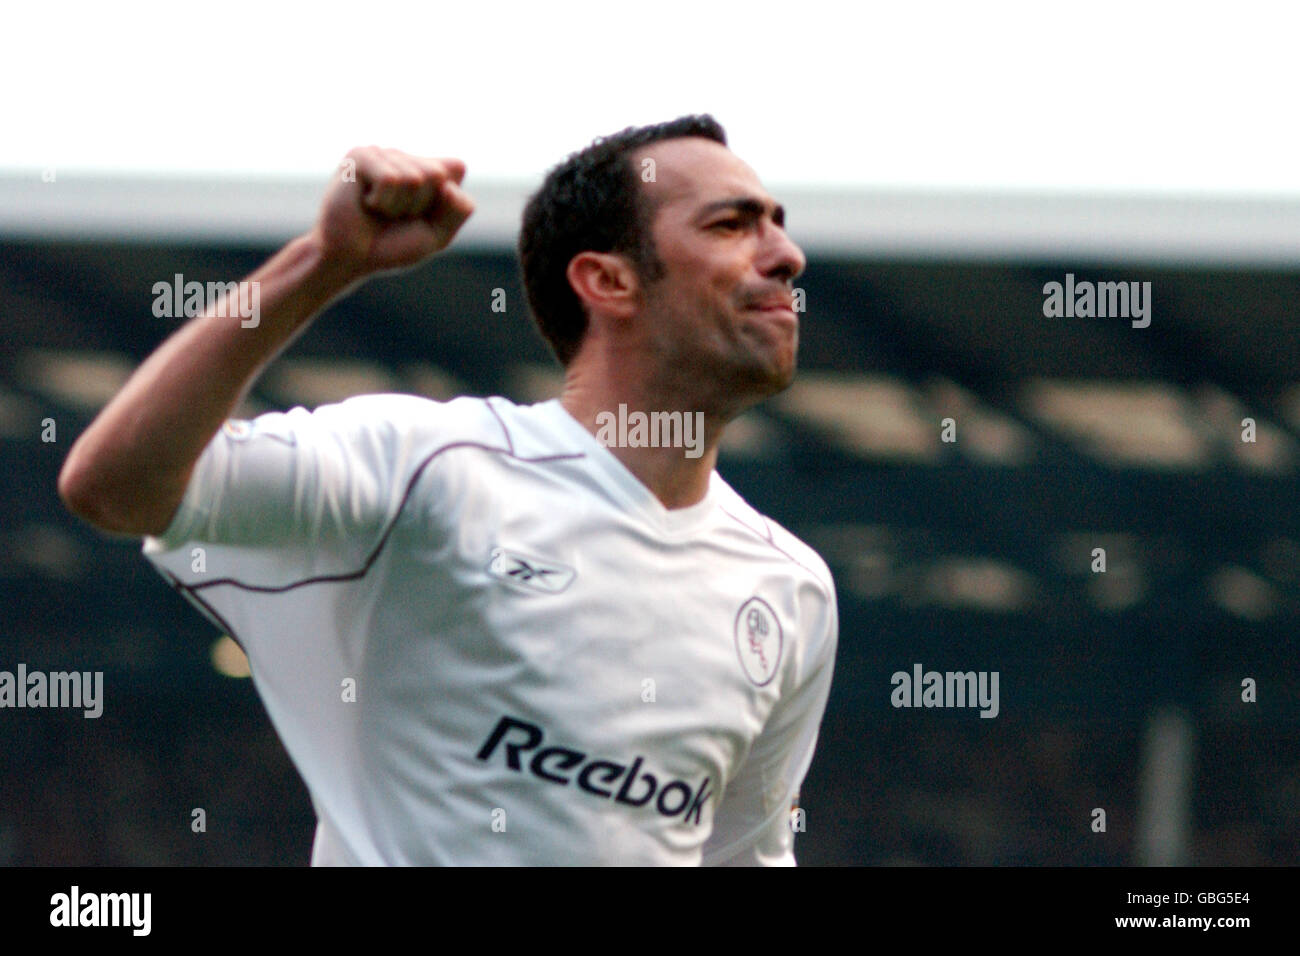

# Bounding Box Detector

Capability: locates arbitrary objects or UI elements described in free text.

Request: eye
[711,218,744,231]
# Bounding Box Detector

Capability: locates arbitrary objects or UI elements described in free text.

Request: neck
[559,374,727,511]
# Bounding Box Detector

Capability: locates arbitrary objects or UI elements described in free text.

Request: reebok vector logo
[488,547,575,594]
[477,715,713,825]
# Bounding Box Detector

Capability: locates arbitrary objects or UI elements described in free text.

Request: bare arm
[57,147,475,535]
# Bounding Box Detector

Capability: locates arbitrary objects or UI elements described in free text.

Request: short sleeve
[135,394,470,865]
[142,393,432,589]
[702,589,838,866]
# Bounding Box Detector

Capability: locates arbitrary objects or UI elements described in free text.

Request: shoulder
[277,393,537,454]
[711,475,836,604]
[300,395,591,493]
[312,392,505,435]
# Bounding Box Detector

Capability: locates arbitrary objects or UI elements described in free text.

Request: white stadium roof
[3,174,1300,267]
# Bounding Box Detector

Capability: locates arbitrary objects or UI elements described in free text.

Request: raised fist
[313,146,476,279]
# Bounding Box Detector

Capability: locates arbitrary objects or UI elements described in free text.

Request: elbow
[58,463,124,532]
[57,455,166,536]
[57,454,99,523]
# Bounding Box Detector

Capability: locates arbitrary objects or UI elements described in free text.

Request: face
[630,137,807,403]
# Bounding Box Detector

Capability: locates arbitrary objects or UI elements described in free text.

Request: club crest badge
[734,597,783,686]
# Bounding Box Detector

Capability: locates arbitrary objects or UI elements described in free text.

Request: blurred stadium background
[2,173,1297,865]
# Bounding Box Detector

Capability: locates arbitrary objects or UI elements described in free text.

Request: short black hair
[518,114,728,366]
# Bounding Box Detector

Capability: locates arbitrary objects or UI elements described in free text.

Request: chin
[765,334,799,392]
[766,362,798,396]
[694,339,798,411]
[766,340,799,391]
[737,353,797,402]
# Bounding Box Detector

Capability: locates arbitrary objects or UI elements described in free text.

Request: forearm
[58,231,360,535]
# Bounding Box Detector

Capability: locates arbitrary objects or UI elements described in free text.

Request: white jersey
[142,394,838,865]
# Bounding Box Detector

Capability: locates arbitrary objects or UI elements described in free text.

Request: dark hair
[518,114,727,366]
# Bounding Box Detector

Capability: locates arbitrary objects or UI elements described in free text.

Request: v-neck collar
[538,399,719,537]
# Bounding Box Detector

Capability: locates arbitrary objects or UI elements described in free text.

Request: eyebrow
[695,196,786,229]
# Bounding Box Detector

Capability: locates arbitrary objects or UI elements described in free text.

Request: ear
[566,251,640,323]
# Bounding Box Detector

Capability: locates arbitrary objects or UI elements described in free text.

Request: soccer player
[57,115,838,865]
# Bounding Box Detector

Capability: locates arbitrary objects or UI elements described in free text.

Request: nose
[758,220,806,285]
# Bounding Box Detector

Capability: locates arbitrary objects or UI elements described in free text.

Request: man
[58,114,838,865]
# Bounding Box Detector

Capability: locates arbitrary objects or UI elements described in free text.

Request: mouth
[750,304,799,325]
